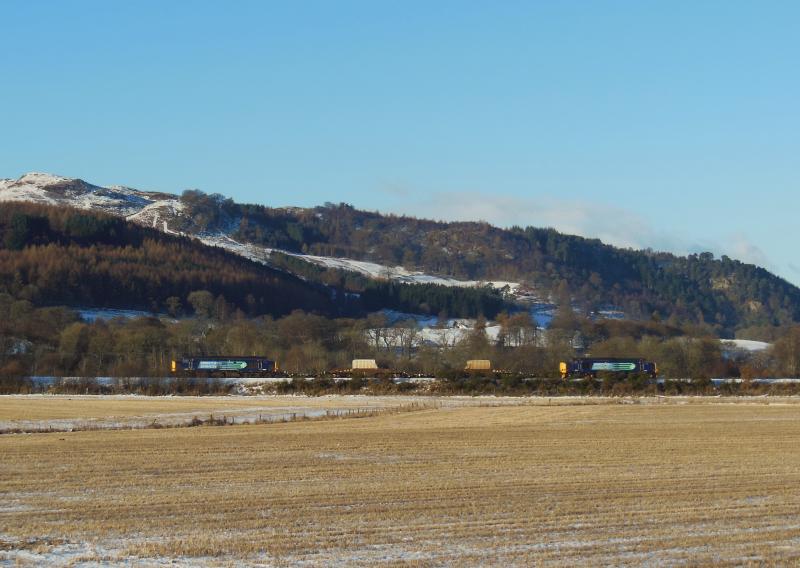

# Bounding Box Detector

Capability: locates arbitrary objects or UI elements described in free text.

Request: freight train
[171,357,278,377]
[172,355,657,380]
[560,358,657,379]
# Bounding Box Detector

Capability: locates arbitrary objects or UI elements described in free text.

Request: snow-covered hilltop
[0,172,182,221]
[0,172,81,205]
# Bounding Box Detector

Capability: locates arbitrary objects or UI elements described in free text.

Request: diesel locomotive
[560,357,657,379]
[171,356,278,377]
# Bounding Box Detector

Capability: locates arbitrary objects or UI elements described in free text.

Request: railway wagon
[351,359,379,370]
[465,359,492,371]
[172,356,278,377]
[560,357,657,379]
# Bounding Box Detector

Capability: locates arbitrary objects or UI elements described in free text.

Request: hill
[0,202,336,317]
[2,172,799,333]
[226,201,800,333]
[0,202,507,320]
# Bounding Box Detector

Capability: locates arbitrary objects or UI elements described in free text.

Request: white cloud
[384,191,674,252]
[723,233,772,269]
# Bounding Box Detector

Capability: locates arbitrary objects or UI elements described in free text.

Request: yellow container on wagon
[465,359,492,371]
[351,359,379,370]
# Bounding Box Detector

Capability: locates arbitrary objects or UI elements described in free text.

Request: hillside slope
[227,201,800,331]
[0,202,336,317]
[2,172,798,332]
[0,202,508,320]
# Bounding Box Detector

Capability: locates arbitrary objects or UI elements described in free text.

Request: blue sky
[1,1,798,283]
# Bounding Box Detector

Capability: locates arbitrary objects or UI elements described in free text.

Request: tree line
[3,293,800,386]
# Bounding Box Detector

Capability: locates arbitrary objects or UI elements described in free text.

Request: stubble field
[2,397,800,566]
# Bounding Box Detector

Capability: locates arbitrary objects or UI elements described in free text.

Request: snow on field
[0,395,532,434]
[0,405,377,433]
[384,304,554,331]
[366,316,504,348]
[418,324,503,346]
[721,339,772,352]
[711,377,799,384]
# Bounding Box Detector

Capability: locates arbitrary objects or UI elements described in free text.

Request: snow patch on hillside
[196,231,523,293]
[126,199,185,230]
[197,233,272,265]
[71,189,150,216]
[721,339,771,352]
[274,251,521,292]
[298,253,520,290]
